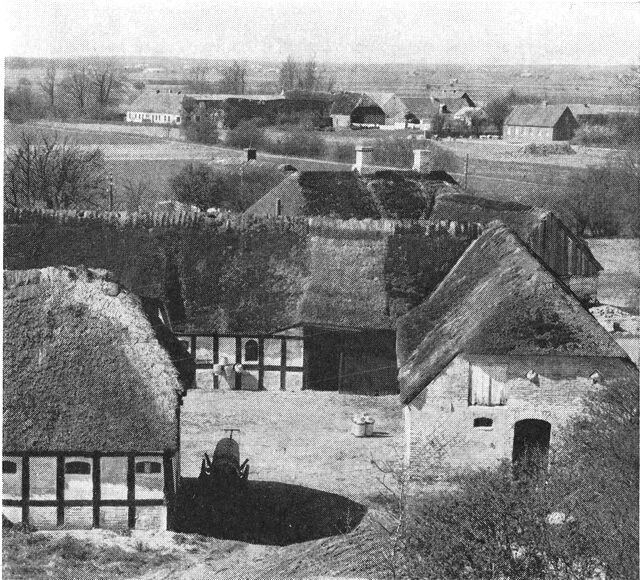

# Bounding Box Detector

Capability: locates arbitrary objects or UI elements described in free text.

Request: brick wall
[407,354,635,470]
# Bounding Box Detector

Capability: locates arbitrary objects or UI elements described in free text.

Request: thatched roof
[400,97,441,118]
[330,93,382,115]
[504,104,576,128]
[397,224,632,405]
[3,266,194,453]
[128,92,184,114]
[244,171,455,220]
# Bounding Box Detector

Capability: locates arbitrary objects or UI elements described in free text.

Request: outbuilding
[3,266,194,530]
[397,224,637,470]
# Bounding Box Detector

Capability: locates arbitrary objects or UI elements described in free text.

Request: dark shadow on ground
[175,478,367,546]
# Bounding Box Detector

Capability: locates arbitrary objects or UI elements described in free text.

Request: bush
[184,117,219,145]
[225,119,266,149]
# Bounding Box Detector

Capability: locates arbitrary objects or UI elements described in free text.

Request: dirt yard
[589,238,639,313]
[181,390,404,504]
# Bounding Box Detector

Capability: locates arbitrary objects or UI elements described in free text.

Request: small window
[136,461,162,474]
[65,461,91,475]
[244,339,259,362]
[3,460,17,474]
[474,417,493,428]
[175,116,181,123]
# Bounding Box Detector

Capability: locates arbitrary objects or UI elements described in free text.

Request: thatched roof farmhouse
[397,224,637,468]
[3,266,194,530]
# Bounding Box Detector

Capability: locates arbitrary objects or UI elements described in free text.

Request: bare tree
[187,64,213,93]
[61,64,91,112]
[90,62,121,108]
[4,132,107,209]
[216,61,246,94]
[39,62,57,108]
[122,178,151,212]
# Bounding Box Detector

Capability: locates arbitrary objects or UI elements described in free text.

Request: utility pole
[463,154,469,192]
[108,174,114,211]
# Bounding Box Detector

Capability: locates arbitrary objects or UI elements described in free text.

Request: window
[244,339,259,362]
[136,461,162,474]
[474,417,493,428]
[175,116,181,123]
[65,461,91,475]
[469,364,506,406]
[3,460,17,474]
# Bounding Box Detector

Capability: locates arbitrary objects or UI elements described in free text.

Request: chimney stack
[245,147,257,161]
[413,148,432,173]
[352,143,374,174]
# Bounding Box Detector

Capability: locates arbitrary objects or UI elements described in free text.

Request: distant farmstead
[126,92,184,125]
[503,104,578,142]
[2,266,194,530]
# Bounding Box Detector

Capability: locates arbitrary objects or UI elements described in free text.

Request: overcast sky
[4,0,639,65]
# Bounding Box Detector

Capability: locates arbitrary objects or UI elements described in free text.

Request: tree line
[5,60,125,122]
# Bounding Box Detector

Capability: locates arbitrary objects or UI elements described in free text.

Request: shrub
[184,117,219,145]
[375,376,639,580]
[225,119,266,149]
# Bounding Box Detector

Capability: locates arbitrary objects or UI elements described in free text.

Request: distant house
[186,94,285,128]
[453,106,489,127]
[126,92,184,125]
[503,104,578,142]
[397,224,638,469]
[329,93,386,128]
[3,266,194,530]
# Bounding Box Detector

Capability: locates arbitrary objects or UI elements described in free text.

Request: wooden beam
[92,455,101,528]
[258,338,265,390]
[235,338,242,390]
[280,338,287,391]
[21,456,29,524]
[56,456,65,526]
[127,455,136,528]
[213,334,219,390]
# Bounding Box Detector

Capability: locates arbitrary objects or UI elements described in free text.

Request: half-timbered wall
[177,332,304,392]
[2,453,174,530]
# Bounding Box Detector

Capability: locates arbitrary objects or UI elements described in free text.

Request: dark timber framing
[4,452,168,529]
[178,333,303,391]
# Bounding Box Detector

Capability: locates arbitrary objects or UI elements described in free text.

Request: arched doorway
[512,419,551,475]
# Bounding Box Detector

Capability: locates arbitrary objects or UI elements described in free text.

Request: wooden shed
[3,266,194,530]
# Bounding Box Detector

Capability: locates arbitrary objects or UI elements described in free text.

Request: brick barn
[397,224,637,470]
[3,266,194,530]
[503,104,578,142]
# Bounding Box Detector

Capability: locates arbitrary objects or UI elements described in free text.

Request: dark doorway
[512,419,551,475]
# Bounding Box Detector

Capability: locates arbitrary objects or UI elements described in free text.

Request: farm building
[245,153,601,304]
[329,93,386,128]
[126,92,184,125]
[185,94,285,128]
[567,103,638,123]
[3,266,194,530]
[399,97,442,128]
[430,90,476,114]
[429,193,603,303]
[367,92,411,125]
[503,104,578,142]
[397,224,638,470]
